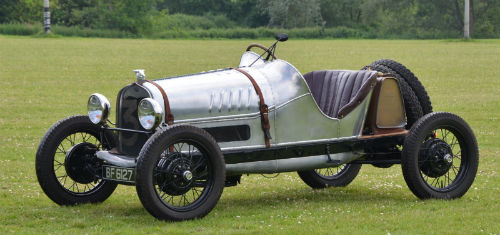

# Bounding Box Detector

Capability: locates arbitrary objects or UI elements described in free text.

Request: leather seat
[303,70,378,119]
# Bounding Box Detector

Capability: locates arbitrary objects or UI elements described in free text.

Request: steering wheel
[246,43,277,60]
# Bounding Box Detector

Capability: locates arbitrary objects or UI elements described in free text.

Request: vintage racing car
[36,34,478,221]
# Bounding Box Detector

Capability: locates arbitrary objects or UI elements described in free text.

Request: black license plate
[102,165,135,183]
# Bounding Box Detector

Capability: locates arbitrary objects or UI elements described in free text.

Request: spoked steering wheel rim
[246,43,277,60]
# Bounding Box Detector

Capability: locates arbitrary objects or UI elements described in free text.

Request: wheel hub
[419,138,454,178]
[443,154,453,164]
[156,153,193,196]
[65,142,99,184]
[183,170,193,181]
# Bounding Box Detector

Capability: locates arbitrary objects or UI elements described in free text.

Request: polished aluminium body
[114,51,372,173]
[143,51,369,150]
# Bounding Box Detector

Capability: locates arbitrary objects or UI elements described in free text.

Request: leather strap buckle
[232,67,272,148]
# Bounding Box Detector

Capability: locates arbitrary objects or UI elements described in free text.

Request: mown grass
[0,36,499,234]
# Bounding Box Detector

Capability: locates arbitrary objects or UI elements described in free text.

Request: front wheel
[401,112,478,199]
[135,125,225,221]
[297,164,362,188]
[36,115,118,205]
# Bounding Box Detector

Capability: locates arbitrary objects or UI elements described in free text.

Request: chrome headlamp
[87,93,111,125]
[138,98,163,130]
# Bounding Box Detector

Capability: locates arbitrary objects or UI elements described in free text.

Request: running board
[96,151,136,168]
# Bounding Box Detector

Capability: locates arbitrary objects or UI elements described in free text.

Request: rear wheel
[297,164,362,188]
[36,115,117,205]
[401,112,478,199]
[135,125,225,221]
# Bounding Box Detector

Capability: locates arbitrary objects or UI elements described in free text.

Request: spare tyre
[369,59,432,115]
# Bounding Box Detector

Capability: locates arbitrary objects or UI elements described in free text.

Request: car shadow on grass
[211,185,416,218]
[30,184,413,225]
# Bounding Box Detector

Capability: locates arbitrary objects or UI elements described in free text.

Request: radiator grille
[116,83,151,156]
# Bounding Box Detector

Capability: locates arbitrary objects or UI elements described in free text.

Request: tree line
[1,0,499,38]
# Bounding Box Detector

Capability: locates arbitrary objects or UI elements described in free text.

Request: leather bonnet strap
[232,67,272,148]
[143,80,174,125]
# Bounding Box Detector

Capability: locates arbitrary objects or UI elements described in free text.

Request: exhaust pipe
[226,152,362,175]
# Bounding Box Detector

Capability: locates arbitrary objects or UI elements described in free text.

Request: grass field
[0,35,499,234]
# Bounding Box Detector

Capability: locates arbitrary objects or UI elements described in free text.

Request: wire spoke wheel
[54,131,104,195]
[418,128,463,190]
[153,141,213,210]
[298,163,361,189]
[314,164,347,178]
[402,112,478,199]
[36,115,117,205]
[136,125,225,221]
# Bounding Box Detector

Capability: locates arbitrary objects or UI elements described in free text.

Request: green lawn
[0,36,499,234]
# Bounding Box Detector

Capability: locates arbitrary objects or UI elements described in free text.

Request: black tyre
[135,125,225,221]
[370,59,433,115]
[363,63,423,128]
[297,164,362,188]
[36,115,118,205]
[401,112,478,199]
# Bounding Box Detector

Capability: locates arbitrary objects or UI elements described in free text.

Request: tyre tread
[371,59,433,114]
[363,63,423,128]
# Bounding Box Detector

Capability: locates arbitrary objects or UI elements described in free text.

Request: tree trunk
[43,0,51,33]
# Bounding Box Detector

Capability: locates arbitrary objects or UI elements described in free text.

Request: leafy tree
[157,0,231,16]
[0,0,42,23]
[319,0,364,27]
[50,0,154,34]
[258,0,323,28]
[226,0,268,27]
[0,0,499,37]
[95,0,153,34]
[50,0,98,27]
